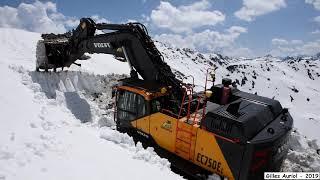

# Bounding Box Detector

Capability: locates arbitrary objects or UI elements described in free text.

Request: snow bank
[100,129,171,169]
[282,130,320,172]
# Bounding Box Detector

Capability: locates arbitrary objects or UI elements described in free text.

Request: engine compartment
[201,83,293,179]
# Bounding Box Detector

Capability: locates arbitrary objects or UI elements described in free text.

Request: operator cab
[114,79,175,129]
[114,78,203,129]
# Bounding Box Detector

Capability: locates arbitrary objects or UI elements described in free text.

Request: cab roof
[121,78,168,92]
[117,78,170,100]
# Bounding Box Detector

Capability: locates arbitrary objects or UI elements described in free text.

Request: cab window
[151,100,161,113]
[117,90,136,121]
[117,90,147,121]
[150,95,180,117]
[137,95,147,118]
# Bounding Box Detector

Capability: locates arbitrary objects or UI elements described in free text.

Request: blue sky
[0,0,319,57]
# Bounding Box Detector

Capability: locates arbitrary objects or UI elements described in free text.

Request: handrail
[193,96,202,124]
[187,89,192,120]
[178,86,195,119]
[178,87,187,119]
[204,67,216,92]
[182,75,195,94]
[202,67,216,120]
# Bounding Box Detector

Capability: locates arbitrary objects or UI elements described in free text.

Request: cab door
[116,90,138,129]
[116,89,149,133]
[136,95,150,133]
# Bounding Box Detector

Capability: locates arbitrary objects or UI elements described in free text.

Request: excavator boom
[36,18,181,93]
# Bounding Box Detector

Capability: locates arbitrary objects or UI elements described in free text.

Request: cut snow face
[0,28,319,180]
[27,70,123,123]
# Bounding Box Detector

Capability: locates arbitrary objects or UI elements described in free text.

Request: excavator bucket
[35,34,74,72]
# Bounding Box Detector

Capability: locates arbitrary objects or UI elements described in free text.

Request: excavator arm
[36,18,181,92]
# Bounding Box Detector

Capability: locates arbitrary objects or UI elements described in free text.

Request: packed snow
[0,28,319,180]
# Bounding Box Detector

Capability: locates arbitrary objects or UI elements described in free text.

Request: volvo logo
[137,130,149,138]
[93,43,111,48]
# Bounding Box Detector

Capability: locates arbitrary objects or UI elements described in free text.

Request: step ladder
[174,73,211,160]
[175,127,193,160]
[175,86,196,160]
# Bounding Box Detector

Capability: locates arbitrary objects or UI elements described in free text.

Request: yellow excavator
[36,18,293,180]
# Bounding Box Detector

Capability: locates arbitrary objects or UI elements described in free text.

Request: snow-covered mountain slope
[158,43,320,141]
[0,28,319,180]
